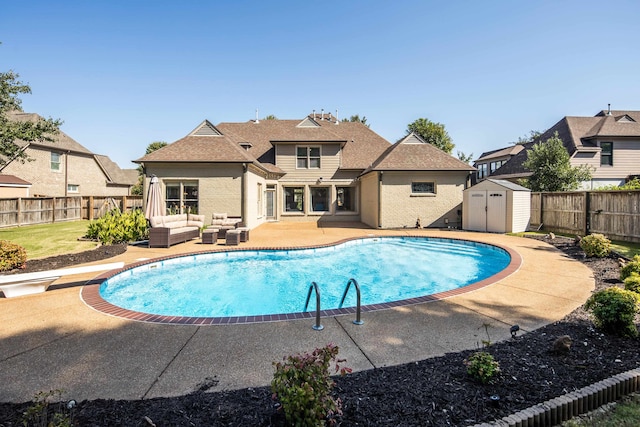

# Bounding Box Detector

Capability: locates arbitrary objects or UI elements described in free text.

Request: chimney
[607,104,612,116]
[255,108,260,124]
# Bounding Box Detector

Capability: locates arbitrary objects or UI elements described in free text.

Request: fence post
[52,197,56,223]
[584,191,590,236]
[88,196,94,220]
[17,197,22,226]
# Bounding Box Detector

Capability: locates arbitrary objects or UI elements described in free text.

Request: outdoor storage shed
[463,179,531,233]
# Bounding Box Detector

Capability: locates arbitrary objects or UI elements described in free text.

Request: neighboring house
[136,112,475,229]
[472,144,524,184]
[0,174,31,198]
[486,109,640,189]
[0,112,137,197]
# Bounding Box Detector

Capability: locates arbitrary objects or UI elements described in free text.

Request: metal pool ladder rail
[303,281,323,330]
[339,278,364,325]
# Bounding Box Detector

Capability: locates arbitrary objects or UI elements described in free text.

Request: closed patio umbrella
[145,175,165,220]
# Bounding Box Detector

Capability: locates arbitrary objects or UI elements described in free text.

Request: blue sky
[2,1,639,169]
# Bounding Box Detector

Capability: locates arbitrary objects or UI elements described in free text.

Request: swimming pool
[84,236,519,324]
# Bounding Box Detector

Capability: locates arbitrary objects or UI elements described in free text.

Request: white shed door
[467,191,487,231]
[487,191,507,233]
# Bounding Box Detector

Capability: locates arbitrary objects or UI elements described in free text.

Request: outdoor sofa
[148,213,204,248]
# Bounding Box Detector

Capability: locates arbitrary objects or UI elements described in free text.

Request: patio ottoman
[226,229,242,246]
[217,225,235,239]
[236,227,250,242]
[202,229,218,244]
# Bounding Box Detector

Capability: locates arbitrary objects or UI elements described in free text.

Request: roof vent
[254,108,260,124]
[607,104,612,116]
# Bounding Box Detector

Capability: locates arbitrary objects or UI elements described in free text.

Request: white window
[412,182,436,194]
[51,152,61,171]
[296,146,321,169]
[67,184,79,193]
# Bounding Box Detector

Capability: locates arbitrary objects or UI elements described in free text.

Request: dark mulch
[1,236,638,426]
[5,243,128,274]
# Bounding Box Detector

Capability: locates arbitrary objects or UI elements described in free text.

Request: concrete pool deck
[0,222,594,403]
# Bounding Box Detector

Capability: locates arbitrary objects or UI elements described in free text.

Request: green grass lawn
[563,394,640,426]
[0,220,98,260]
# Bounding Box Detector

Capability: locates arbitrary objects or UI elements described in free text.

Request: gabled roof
[0,174,31,186]
[94,155,138,186]
[490,109,640,179]
[4,112,93,156]
[364,133,475,173]
[475,144,524,163]
[137,119,260,165]
[484,179,530,192]
[186,115,392,170]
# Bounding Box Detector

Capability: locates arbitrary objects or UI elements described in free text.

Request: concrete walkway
[0,223,594,403]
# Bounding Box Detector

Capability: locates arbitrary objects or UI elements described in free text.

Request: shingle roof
[365,133,475,173]
[490,110,640,179]
[217,116,392,169]
[94,155,139,186]
[137,120,259,165]
[0,174,31,186]
[4,112,93,155]
[475,145,524,162]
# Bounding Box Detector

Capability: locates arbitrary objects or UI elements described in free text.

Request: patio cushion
[187,214,205,228]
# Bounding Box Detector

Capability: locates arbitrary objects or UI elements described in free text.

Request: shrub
[85,209,148,245]
[271,344,351,427]
[22,389,74,427]
[0,240,27,272]
[584,287,639,337]
[579,233,611,257]
[624,273,640,294]
[621,255,640,281]
[464,351,500,384]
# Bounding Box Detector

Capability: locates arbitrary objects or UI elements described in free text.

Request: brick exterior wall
[2,147,129,197]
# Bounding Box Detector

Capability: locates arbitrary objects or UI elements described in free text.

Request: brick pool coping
[80,235,523,325]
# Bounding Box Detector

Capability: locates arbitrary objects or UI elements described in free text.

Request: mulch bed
[1,236,638,426]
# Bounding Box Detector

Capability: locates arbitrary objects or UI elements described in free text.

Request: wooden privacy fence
[0,196,144,228]
[530,190,640,243]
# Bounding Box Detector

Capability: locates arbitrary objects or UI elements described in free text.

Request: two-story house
[485,109,640,189]
[1,112,138,197]
[472,145,524,184]
[136,112,475,229]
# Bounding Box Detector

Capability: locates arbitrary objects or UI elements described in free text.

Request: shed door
[467,191,487,231]
[486,191,507,233]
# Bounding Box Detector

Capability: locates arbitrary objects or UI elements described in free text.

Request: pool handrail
[303,281,323,331]
[339,278,364,325]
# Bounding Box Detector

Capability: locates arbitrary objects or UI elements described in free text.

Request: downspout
[241,163,247,226]
[377,171,383,228]
[64,151,69,197]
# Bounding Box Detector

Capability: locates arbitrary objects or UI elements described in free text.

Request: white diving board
[0,262,125,298]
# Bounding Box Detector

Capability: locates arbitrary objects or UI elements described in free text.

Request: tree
[131,141,168,195]
[513,130,543,145]
[520,132,592,192]
[263,114,278,120]
[406,118,454,154]
[342,114,369,128]
[457,151,474,164]
[0,70,62,166]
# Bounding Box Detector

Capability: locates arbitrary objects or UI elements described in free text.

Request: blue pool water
[100,237,511,318]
